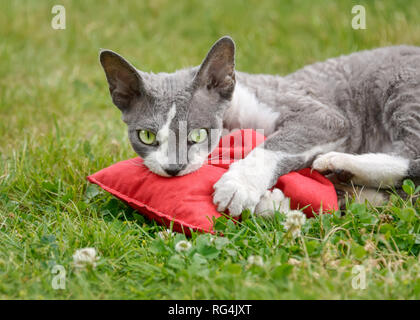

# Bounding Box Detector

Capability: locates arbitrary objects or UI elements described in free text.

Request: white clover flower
[288,258,301,266]
[364,240,375,253]
[283,210,306,238]
[247,255,264,267]
[157,229,174,240]
[175,240,191,252]
[73,247,98,269]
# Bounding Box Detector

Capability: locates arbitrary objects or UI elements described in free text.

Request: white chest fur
[223,83,280,136]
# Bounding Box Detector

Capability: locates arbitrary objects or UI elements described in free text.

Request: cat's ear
[100,50,146,111]
[193,36,236,99]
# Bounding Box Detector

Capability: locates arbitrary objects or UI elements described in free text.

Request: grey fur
[408,159,420,183]
[100,37,420,209]
[100,38,236,176]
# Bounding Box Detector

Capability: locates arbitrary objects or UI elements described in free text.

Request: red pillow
[87,129,337,234]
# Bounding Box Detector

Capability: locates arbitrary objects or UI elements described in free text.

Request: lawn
[1,0,420,299]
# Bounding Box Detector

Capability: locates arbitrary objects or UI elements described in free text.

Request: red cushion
[87,129,337,234]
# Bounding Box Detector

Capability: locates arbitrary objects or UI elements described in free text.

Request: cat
[100,36,420,217]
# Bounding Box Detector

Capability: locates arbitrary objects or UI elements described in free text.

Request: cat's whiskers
[128,159,148,169]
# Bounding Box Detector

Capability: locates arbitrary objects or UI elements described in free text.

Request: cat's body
[100,37,420,216]
[233,45,420,155]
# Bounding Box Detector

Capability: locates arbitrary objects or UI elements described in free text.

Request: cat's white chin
[143,157,170,177]
[146,166,171,177]
[143,160,205,177]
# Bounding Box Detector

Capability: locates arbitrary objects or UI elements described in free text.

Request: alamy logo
[351,265,367,290]
[51,5,66,30]
[51,264,66,290]
[150,126,265,165]
[351,5,366,30]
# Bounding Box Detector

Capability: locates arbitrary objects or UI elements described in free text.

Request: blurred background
[1,0,420,164]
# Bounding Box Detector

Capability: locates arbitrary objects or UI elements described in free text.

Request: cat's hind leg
[312,152,410,188]
[314,70,420,189]
[334,183,389,209]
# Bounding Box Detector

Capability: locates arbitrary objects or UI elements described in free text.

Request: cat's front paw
[213,169,263,217]
[254,188,290,218]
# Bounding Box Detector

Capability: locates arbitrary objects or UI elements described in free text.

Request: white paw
[254,189,290,218]
[213,161,267,217]
[312,152,354,173]
[313,152,410,188]
[213,173,262,217]
[213,148,279,217]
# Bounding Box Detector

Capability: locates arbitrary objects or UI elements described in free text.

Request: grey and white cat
[100,36,420,217]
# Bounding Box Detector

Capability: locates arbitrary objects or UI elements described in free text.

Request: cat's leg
[213,108,349,216]
[333,183,389,209]
[312,152,410,188]
[313,89,420,188]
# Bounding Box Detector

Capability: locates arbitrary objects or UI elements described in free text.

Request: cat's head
[100,36,236,177]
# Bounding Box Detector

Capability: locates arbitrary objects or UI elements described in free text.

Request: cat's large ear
[100,50,145,111]
[193,36,236,99]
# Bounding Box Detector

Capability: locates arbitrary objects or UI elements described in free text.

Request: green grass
[1,0,420,299]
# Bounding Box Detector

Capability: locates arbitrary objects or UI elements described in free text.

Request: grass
[1,0,420,299]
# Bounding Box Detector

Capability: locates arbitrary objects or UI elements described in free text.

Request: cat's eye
[189,128,208,143]
[138,130,156,145]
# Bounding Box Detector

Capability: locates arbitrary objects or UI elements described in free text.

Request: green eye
[189,128,208,143]
[138,130,156,145]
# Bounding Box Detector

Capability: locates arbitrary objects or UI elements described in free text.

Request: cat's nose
[164,168,181,176]
[163,164,186,176]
